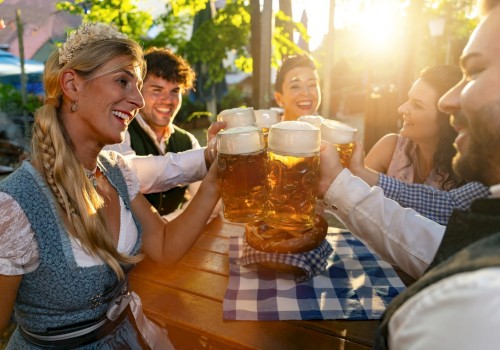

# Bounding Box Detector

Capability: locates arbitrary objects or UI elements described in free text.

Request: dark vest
[0,154,142,331]
[128,118,194,215]
[375,197,500,349]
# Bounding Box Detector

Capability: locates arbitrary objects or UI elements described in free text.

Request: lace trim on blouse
[0,151,141,275]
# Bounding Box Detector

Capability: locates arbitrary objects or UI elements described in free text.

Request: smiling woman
[0,21,221,349]
[273,53,321,121]
[363,64,464,190]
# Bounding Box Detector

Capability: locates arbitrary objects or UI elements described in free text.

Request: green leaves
[55,0,307,90]
[56,0,153,40]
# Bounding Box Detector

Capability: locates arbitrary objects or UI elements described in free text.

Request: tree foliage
[56,0,305,89]
[56,0,153,38]
[180,0,252,85]
[423,0,478,37]
[142,2,194,50]
[151,0,306,86]
[272,9,308,67]
[415,0,478,68]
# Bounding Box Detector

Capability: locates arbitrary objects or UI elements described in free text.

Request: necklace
[84,167,98,188]
[414,149,427,182]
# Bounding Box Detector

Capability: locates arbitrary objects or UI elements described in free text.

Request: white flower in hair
[58,22,128,65]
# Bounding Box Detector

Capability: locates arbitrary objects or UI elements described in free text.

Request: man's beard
[453,106,500,186]
[453,143,484,183]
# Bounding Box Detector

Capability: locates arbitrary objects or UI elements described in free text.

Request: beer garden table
[129,215,408,350]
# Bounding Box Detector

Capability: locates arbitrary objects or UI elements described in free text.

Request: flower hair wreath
[58,22,128,65]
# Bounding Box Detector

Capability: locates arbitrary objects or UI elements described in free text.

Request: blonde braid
[33,102,142,279]
[32,106,75,216]
[30,32,145,279]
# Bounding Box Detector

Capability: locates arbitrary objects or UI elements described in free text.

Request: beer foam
[268,121,321,154]
[321,119,357,144]
[255,109,281,128]
[217,107,256,129]
[217,126,263,154]
[298,115,324,128]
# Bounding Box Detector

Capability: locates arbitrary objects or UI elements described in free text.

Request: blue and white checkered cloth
[223,230,406,321]
[240,238,333,283]
[379,174,490,225]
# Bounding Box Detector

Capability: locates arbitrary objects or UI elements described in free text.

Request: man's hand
[348,140,380,187]
[207,121,226,142]
[204,138,217,170]
[204,121,226,169]
[318,141,344,198]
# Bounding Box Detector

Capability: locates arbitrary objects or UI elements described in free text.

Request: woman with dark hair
[273,53,321,121]
[364,65,463,190]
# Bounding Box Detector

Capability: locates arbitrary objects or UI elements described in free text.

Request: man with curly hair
[108,47,206,216]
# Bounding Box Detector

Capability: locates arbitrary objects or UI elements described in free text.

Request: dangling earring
[71,100,79,112]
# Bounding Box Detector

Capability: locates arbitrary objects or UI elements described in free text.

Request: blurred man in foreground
[318,0,500,348]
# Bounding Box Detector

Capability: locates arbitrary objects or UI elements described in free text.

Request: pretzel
[245,215,328,254]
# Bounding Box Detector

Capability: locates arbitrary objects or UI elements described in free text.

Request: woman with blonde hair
[0,22,220,349]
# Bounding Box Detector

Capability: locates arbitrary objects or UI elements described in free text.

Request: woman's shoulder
[378,133,401,146]
[99,150,140,200]
[99,149,127,164]
[365,133,401,173]
[0,192,40,275]
[99,149,136,174]
[369,133,402,154]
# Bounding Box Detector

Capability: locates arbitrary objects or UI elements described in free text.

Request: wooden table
[129,216,381,350]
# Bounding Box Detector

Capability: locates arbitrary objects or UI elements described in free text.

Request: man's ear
[60,69,81,100]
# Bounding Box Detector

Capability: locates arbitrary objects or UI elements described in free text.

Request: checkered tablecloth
[223,229,406,321]
[240,238,333,283]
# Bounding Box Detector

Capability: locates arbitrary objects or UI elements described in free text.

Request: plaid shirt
[378,174,491,225]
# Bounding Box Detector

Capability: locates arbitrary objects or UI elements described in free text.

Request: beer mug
[216,107,256,130]
[264,121,321,231]
[320,119,357,167]
[298,115,324,129]
[217,126,267,223]
[254,109,281,132]
[254,109,281,146]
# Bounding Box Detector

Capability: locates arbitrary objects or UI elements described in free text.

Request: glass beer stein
[254,109,281,147]
[217,126,267,223]
[298,114,324,129]
[320,119,357,167]
[217,107,256,130]
[264,121,321,231]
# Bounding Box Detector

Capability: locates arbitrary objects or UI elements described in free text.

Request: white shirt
[324,169,500,349]
[105,115,221,221]
[105,114,207,195]
[390,185,500,350]
[324,169,445,279]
